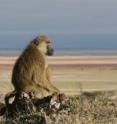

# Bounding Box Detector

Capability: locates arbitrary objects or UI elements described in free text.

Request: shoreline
[1,55,117,65]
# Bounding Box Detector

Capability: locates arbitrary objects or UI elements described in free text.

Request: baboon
[5,35,60,106]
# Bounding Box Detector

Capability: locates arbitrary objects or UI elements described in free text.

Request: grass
[0,90,117,124]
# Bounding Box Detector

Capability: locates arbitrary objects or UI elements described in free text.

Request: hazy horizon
[0,0,117,50]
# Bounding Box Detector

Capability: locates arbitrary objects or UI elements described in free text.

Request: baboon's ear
[33,38,39,46]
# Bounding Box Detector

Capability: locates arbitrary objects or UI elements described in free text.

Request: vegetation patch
[0,91,117,124]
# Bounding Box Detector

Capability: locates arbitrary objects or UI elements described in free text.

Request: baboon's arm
[46,67,52,83]
[46,67,60,93]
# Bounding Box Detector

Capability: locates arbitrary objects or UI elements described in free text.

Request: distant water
[0,34,117,50]
[0,49,117,56]
[0,34,117,56]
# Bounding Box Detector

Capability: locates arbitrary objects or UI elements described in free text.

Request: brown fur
[5,35,59,106]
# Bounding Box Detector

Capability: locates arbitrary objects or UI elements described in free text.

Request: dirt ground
[0,56,117,97]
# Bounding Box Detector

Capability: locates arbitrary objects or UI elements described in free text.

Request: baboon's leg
[19,79,48,99]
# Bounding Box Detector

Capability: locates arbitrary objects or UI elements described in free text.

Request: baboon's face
[34,36,54,56]
[46,41,54,56]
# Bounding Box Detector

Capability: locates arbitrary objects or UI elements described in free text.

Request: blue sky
[0,0,117,49]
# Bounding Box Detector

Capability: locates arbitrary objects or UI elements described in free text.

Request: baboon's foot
[49,93,68,113]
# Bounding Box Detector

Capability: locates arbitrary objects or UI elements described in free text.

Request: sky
[0,0,117,50]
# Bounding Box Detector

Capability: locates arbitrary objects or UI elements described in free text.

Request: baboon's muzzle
[46,46,54,56]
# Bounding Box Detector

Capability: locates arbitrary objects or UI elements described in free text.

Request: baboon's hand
[52,93,67,103]
[58,93,67,102]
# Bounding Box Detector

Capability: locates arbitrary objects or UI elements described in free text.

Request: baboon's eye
[46,40,51,44]
[34,40,39,46]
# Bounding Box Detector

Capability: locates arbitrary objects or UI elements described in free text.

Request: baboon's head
[33,35,54,56]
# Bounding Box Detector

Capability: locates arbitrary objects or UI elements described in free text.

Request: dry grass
[0,91,117,124]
